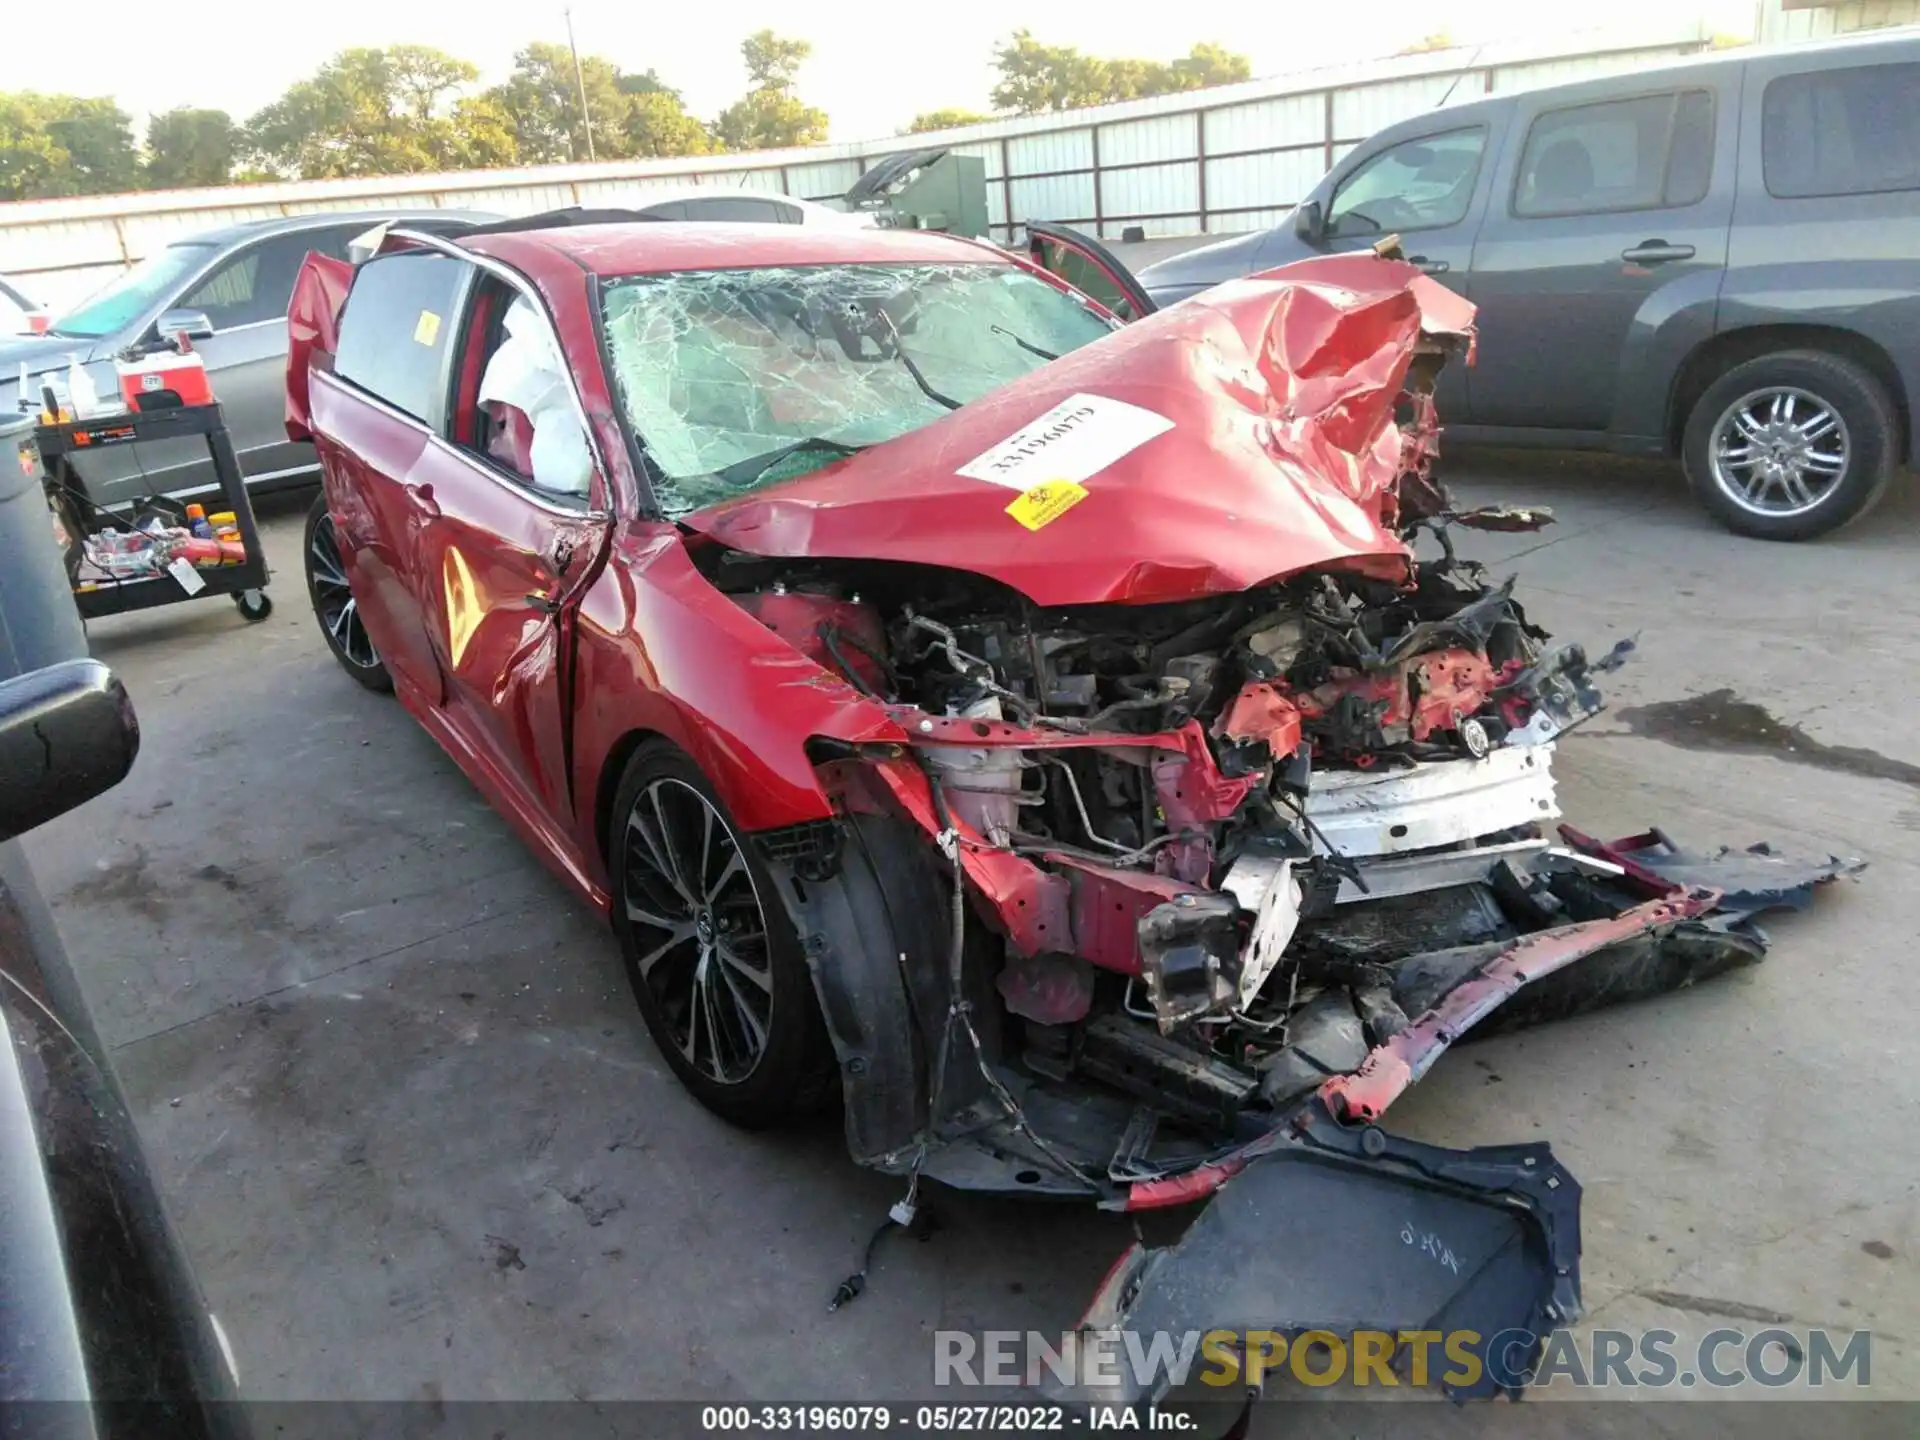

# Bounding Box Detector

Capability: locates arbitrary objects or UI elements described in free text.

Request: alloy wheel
[1708,386,1850,518]
[308,511,379,670]
[622,778,774,1084]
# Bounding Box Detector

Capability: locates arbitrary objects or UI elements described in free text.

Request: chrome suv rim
[622,778,773,1084]
[308,513,380,670]
[1708,386,1850,518]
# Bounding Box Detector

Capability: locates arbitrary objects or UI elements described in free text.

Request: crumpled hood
[684,253,1475,606]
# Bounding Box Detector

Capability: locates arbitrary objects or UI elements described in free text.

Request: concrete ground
[22,456,1920,1414]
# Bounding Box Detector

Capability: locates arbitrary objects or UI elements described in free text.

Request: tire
[302,492,392,692]
[608,740,836,1128]
[234,589,273,622]
[1682,349,1898,541]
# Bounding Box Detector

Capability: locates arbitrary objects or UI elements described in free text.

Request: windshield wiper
[990,324,1059,362]
[717,436,866,488]
[870,310,961,411]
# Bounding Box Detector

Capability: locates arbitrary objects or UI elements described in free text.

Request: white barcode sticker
[167,557,207,595]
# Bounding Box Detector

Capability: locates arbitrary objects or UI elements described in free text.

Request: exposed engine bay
[675,251,1858,1403]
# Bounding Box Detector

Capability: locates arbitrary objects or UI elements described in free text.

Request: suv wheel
[1683,350,1898,541]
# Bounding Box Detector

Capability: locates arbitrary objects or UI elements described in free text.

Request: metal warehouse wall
[0,26,1710,309]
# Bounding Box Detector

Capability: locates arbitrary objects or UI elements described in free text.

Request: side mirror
[0,660,140,842]
[1293,201,1325,243]
[155,308,214,343]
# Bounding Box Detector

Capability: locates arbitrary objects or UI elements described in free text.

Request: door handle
[404,482,438,518]
[1622,242,1695,264]
[1407,255,1450,275]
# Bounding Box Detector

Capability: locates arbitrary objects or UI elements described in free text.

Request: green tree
[616,64,716,155]
[484,46,712,164]
[0,94,65,199]
[990,32,1253,113]
[1166,43,1253,91]
[741,30,811,89]
[990,31,1107,113]
[0,91,138,199]
[484,41,623,164]
[908,108,991,134]
[625,91,718,157]
[712,30,828,150]
[43,97,139,193]
[144,107,239,189]
[246,46,486,178]
[616,69,677,99]
[447,94,522,169]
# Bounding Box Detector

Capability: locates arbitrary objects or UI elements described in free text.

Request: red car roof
[457,221,1009,276]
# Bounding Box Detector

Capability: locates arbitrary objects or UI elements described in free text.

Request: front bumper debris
[1049,1111,1581,1407]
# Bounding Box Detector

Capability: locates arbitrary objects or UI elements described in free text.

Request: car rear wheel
[1683,350,1898,541]
[609,741,836,1128]
[303,492,391,692]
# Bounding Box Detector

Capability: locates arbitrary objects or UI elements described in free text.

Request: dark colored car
[0,210,496,510]
[287,217,1851,1403]
[0,658,246,1435]
[1135,29,1920,541]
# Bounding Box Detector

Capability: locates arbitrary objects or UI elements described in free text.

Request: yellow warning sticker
[413,310,441,346]
[1005,478,1088,531]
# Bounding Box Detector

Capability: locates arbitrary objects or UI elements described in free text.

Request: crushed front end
[685,252,1855,1401]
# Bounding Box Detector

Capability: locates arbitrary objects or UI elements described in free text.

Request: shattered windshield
[599,262,1116,515]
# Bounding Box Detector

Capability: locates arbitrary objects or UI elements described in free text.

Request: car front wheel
[608,741,836,1128]
[303,492,391,691]
[1683,350,1898,541]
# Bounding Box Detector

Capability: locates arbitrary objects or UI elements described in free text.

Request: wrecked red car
[288,213,1854,1404]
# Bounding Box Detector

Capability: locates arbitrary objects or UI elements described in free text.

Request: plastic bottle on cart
[65,356,99,419]
[185,503,213,539]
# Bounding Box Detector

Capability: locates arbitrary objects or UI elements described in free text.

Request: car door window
[1513,90,1714,218]
[457,276,596,503]
[334,250,472,428]
[1762,62,1920,199]
[1326,128,1487,239]
[178,231,332,331]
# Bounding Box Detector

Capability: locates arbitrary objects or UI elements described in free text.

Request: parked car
[286,216,1853,1401]
[620,186,874,227]
[0,656,246,1433]
[1133,29,1920,541]
[0,210,496,511]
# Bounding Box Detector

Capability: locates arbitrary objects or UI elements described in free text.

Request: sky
[83,0,1761,142]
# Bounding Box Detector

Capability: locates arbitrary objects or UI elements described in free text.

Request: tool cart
[37,402,273,624]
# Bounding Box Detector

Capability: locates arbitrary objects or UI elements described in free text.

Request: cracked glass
[599,262,1116,515]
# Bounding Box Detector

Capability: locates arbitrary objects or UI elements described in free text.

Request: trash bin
[0,413,87,682]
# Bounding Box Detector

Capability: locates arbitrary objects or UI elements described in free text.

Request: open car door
[1024,222,1159,321]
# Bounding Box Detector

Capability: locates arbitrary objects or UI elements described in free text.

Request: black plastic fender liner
[1048,1114,1581,1407]
[762,811,993,1167]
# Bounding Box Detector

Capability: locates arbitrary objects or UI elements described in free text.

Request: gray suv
[1135,31,1920,540]
[1,210,494,511]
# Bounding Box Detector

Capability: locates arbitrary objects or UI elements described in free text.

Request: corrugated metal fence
[0,26,1710,308]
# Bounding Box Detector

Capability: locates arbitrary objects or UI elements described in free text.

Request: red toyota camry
[287,212,1848,1402]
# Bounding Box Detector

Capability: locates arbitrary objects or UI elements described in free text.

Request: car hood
[0,333,97,375]
[1136,227,1275,296]
[683,253,1474,607]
